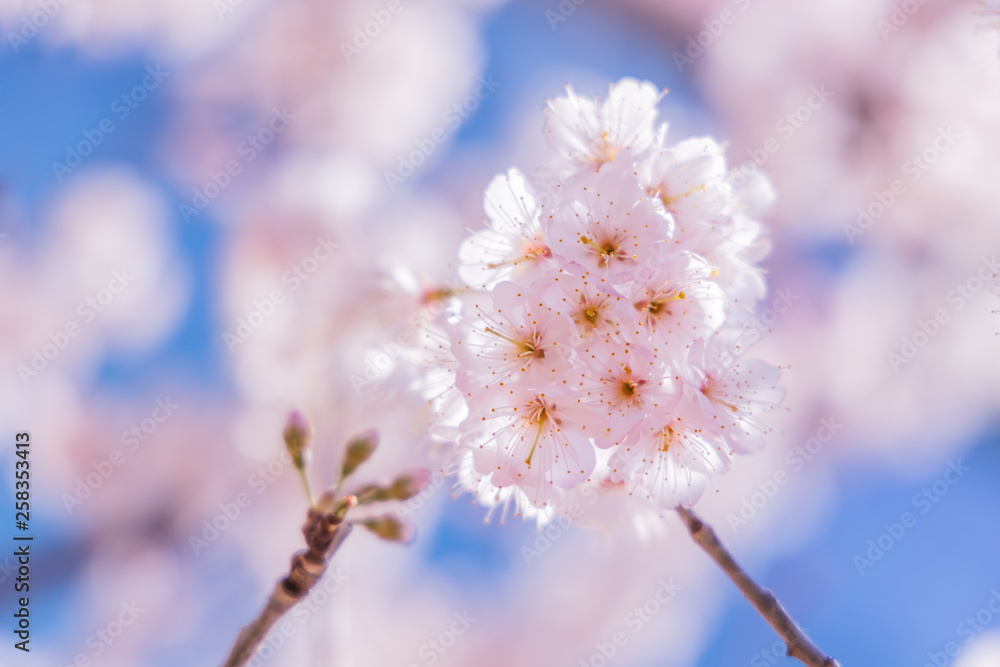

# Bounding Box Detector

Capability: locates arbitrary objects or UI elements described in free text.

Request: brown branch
[676,506,838,667]
[222,509,354,667]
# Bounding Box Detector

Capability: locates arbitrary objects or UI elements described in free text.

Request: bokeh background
[1,0,999,665]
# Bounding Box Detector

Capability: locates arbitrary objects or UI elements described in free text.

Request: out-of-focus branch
[676,506,838,667]
[221,509,354,667]
[221,419,419,666]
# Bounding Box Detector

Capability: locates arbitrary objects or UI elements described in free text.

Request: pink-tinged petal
[459,169,551,287]
[549,170,673,283]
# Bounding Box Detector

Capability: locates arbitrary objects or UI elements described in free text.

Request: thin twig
[676,506,838,667]
[222,510,354,667]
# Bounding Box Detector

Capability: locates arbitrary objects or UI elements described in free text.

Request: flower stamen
[661,183,708,207]
[524,408,548,467]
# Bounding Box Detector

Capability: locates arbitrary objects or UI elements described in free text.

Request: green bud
[340,429,379,480]
[351,470,431,505]
[362,515,414,543]
[387,469,432,501]
[352,484,390,505]
[331,495,358,520]
[283,410,312,470]
[315,492,358,518]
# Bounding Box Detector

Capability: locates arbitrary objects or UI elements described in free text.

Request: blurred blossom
[614,0,725,37]
[955,632,1000,667]
[41,168,192,355]
[164,0,497,193]
[218,189,459,466]
[1,168,191,478]
[669,0,1000,474]
[0,0,252,60]
[703,0,1000,244]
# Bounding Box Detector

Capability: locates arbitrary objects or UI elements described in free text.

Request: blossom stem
[221,510,353,667]
[297,467,315,508]
[675,507,838,667]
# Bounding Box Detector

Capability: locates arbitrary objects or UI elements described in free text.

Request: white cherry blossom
[543,78,666,181]
[423,78,781,521]
[459,169,552,288]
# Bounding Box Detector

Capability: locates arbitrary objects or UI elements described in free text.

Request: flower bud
[387,469,432,501]
[352,470,432,505]
[332,495,358,520]
[315,492,357,518]
[352,483,387,505]
[283,410,312,470]
[362,515,414,543]
[340,429,379,480]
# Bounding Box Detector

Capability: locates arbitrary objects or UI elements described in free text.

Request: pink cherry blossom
[620,250,727,360]
[459,169,553,288]
[453,282,576,391]
[461,385,600,508]
[548,169,673,284]
[542,78,665,182]
[423,78,781,521]
[609,388,731,510]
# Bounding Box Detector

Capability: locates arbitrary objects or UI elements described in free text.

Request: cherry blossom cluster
[425,78,783,521]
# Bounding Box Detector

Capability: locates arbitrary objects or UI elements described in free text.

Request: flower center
[660,425,676,453]
[579,234,618,256]
[588,132,617,169]
[637,291,685,319]
[522,240,553,260]
[614,367,646,406]
[484,328,544,359]
[520,334,546,360]
[701,376,738,413]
